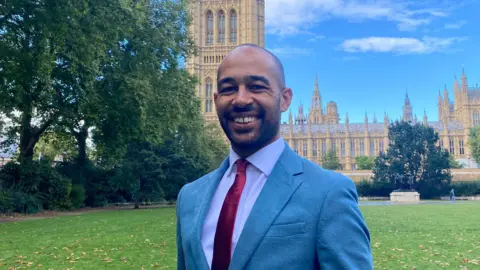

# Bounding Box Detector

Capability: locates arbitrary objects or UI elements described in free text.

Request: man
[176,44,373,269]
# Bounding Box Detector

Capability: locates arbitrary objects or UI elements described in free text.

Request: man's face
[215,48,292,152]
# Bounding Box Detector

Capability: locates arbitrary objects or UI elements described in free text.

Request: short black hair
[217,43,286,88]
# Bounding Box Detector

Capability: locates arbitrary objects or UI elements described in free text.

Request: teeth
[234,117,256,123]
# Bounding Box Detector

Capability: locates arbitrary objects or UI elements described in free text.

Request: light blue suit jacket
[176,143,373,269]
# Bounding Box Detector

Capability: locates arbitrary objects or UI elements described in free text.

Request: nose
[232,85,253,107]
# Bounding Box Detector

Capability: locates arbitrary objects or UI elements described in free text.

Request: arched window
[229,10,237,43]
[206,10,213,45]
[217,10,225,44]
[205,78,213,113]
[474,111,480,127]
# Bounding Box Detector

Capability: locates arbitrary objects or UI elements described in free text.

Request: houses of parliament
[185,0,480,169]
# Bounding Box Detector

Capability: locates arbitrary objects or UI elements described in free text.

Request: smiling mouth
[233,117,257,124]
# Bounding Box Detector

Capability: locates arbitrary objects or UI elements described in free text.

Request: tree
[355,156,375,170]
[449,155,464,169]
[468,126,480,164]
[372,121,452,197]
[0,0,131,165]
[321,151,342,170]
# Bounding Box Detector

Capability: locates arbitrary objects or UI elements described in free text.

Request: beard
[218,102,281,154]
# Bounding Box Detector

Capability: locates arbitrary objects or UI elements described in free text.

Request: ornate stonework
[282,68,480,169]
[186,0,265,122]
[186,1,479,169]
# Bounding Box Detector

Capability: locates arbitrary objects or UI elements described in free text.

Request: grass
[1,203,479,269]
[363,202,480,269]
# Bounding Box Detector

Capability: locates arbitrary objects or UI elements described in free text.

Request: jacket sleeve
[316,174,373,269]
[176,187,186,270]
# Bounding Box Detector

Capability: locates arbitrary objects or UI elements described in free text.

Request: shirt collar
[228,137,285,176]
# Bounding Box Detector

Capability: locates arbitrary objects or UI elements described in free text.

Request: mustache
[223,104,265,118]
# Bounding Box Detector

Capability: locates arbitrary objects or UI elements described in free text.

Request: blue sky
[264,0,480,124]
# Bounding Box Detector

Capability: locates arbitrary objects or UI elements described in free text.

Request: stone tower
[402,92,413,122]
[186,0,266,122]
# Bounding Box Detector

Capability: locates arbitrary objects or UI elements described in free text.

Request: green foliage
[0,190,14,213]
[321,150,343,170]
[451,181,480,196]
[468,126,480,164]
[449,155,464,169]
[0,0,229,212]
[372,121,452,197]
[70,185,86,209]
[0,160,72,213]
[355,179,395,197]
[355,156,376,170]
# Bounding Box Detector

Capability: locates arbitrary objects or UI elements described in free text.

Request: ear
[280,87,293,113]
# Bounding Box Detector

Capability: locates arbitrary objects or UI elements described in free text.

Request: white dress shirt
[201,137,286,269]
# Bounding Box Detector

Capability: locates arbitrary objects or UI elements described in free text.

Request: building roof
[280,120,465,135]
[468,88,480,98]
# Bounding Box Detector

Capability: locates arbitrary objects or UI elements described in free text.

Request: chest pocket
[264,222,307,237]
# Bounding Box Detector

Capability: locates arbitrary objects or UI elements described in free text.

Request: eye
[219,86,237,94]
[249,85,266,91]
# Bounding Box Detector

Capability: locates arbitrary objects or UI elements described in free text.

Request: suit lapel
[191,158,230,270]
[230,145,304,270]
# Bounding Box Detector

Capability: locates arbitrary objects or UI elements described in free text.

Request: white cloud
[339,36,467,54]
[307,35,326,43]
[444,20,467,29]
[267,47,313,56]
[265,0,450,36]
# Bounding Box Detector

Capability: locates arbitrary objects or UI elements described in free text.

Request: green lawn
[1,203,479,269]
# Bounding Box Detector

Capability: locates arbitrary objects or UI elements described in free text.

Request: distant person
[176,44,373,269]
[450,188,455,203]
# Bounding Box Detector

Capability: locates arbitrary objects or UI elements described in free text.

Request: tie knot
[235,159,249,173]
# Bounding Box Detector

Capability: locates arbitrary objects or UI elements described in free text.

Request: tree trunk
[18,110,35,164]
[76,126,89,166]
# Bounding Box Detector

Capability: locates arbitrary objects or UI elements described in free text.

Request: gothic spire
[311,74,322,112]
[373,113,377,123]
[403,91,413,122]
[423,109,428,126]
[461,65,468,93]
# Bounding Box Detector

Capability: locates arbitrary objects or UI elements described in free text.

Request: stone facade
[282,70,480,169]
[187,1,480,169]
[186,0,265,122]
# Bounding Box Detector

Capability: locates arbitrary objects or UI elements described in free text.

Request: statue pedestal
[390,191,420,203]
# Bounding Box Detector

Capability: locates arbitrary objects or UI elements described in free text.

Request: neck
[232,134,281,158]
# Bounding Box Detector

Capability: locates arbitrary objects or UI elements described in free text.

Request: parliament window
[294,140,298,154]
[303,141,308,157]
[217,10,225,44]
[340,141,346,157]
[229,10,237,43]
[460,140,465,155]
[370,140,375,156]
[474,111,480,127]
[206,10,213,45]
[332,140,337,154]
[312,140,318,157]
[379,141,384,153]
[359,140,365,156]
[350,140,355,157]
[204,78,213,113]
[449,138,455,154]
[321,140,327,156]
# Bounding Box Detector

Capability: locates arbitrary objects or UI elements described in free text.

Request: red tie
[212,159,249,270]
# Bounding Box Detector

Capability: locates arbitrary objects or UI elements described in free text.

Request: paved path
[359,200,479,206]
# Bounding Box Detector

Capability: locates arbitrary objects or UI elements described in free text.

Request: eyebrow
[217,75,271,87]
[248,75,270,86]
